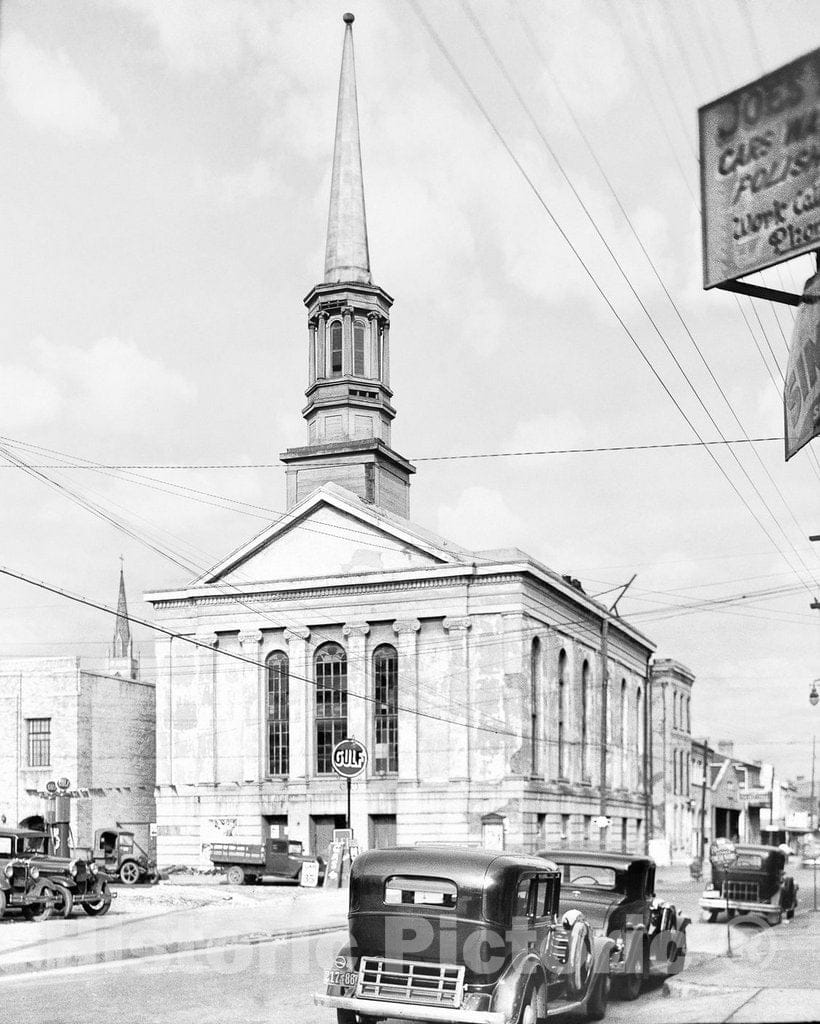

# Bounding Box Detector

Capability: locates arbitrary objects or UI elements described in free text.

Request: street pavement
[0,864,816,1022]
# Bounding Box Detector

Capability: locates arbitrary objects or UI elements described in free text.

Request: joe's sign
[700,47,820,288]
[331,737,367,779]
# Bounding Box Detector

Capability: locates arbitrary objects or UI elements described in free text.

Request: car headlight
[3,864,12,879]
[30,865,40,880]
[69,859,80,877]
[89,862,98,875]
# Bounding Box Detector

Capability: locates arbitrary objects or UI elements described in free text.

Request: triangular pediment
[197,483,469,586]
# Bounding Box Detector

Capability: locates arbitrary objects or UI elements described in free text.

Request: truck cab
[210,836,321,885]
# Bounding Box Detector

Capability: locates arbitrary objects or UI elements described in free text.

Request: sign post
[331,738,367,830]
[710,840,737,956]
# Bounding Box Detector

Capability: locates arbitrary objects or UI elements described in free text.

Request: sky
[0,0,818,784]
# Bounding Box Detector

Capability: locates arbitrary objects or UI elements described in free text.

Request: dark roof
[352,846,558,885]
[0,827,48,839]
[537,849,654,870]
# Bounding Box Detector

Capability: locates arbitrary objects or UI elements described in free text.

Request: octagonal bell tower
[280,13,414,518]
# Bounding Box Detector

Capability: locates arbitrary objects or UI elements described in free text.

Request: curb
[0,922,347,980]
[663,976,748,999]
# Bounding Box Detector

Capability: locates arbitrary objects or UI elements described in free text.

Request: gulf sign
[699,48,820,288]
[332,737,367,779]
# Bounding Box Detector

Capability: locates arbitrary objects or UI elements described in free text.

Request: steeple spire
[108,561,138,679]
[324,13,371,285]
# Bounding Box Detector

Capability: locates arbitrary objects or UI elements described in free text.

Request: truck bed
[209,842,265,865]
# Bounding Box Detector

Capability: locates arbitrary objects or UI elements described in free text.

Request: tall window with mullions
[315,643,348,774]
[373,644,398,773]
[266,651,289,776]
[27,718,51,767]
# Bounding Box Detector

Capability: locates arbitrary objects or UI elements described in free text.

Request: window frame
[26,718,51,768]
[329,320,343,377]
[315,642,348,775]
[373,643,398,774]
[266,650,290,776]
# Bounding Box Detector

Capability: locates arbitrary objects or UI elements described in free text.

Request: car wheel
[23,881,55,923]
[519,977,547,1024]
[0,888,6,920]
[565,921,593,1001]
[52,883,74,919]
[586,972,610,1021]
[82,880,112,916]
[119,860,141,885]
[615,968,643,1001]
[226,865,245,886]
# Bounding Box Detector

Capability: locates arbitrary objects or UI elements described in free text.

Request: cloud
[1,31,118,137]
[0,336,195,434]
[193,159,278,207]
[436,486,528,552]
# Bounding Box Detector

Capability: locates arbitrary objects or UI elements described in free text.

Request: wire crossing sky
[0,0,818,781]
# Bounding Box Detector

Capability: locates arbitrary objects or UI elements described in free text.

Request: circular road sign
[332,738,367,779]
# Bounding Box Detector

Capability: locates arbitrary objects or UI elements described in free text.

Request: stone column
[195,631,218,785]
[238,629,263,783]
[342,305,354,375]
[343,623,370,749]
[317,312,328,379]
[285,628,311,780]
[393,619,421,783]
[382,321,390,387]
[308,317,317,383]
[444,617,472,781]
[368,312,380,380]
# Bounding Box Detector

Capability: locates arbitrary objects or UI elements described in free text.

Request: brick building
[0,570,155,851]
[649,659,695,863]
[146,15,686,866]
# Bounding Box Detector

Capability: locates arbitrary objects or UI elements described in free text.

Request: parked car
[700,843,797,925]
[94,828,158,885]
[0,826,113,919]
[537,849,689,1001]
[210,836,322,885]
[315,846,615,1023]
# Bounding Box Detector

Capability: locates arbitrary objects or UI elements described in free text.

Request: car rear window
[384,875,457,907]
[560,864,617,889]
[734,854,764,869]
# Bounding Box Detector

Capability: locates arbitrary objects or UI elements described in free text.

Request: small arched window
[636,686,644,759]
[266,651,289,776]
[330,321,343,376]
[581,659,590,780]
[530,638,541,777]
[672,691,678,729]
[353,320,366,375]
[373,644,398,774]
[620,679,628,785]
[315,642,347,774]
[557,650,567,779]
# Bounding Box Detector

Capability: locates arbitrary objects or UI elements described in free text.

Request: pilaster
[393,618,421,782]
[308,318,317,383]
[343,622,370,752]
[238,629,262,782]
[342,305,354,374]
[382,321,390,386]
[444,616,471,781]
[195,632,218,785]
[368,312,379,380]
[285,627,311,780]
[317,312,328,381]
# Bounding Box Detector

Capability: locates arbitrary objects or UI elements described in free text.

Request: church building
[145,15,688,865]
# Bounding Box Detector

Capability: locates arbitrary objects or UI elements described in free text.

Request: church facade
[145,15,688,866]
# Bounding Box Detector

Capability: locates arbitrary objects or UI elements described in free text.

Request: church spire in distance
[325,13,371,285]
[108,560,138,679]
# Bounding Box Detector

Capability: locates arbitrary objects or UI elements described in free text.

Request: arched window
[636,686,644,775]
[673,749,678,794]
[530,637,541,777]
[620,679,628,786]
[373,644,398,774]
[353,320,366,376]
[557,650,567,779]
[581,659,590,780]
[329,321,343,376]
[315,643,347,774]
[687,697,691,732]
[673,691,678,729]
[266,651,289,775]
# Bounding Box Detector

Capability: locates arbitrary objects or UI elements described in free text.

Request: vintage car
[315,847,615,1023]
[537,850,689,1000]
[0,826,113,919]
[699,843,798,925]
[94,828,158,885]
[210,836,322,885]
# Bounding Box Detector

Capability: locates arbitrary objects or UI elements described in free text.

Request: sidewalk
[663,902,820,1021]
[0,878,350,978]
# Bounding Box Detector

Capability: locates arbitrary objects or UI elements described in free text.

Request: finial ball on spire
[343,12,355,24]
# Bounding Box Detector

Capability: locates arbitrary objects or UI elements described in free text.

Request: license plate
[324,969,358,988]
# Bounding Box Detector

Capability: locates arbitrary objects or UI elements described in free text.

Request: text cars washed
[314,847,615,1024]
[700,842,798,925]
[537,850,689,1001]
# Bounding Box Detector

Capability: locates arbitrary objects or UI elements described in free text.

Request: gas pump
[46,777,72,857]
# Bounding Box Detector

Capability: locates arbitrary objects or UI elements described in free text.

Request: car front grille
[356,956,465,1007]
[722,881,760,903]
[10,865,28,890]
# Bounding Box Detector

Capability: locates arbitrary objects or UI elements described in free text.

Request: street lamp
[810,684,819,707]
